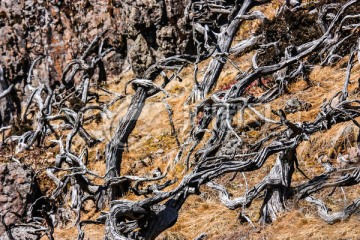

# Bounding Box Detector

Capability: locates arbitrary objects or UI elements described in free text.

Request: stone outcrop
[0,0,192,82]
[117,0,193,75]
[0,162,42,239]
[0,0,192,126]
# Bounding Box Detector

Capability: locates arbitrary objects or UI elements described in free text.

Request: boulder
[0,162,42,239]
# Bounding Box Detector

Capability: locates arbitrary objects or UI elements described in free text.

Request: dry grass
[4,46,359,240]
[2,1,360,239]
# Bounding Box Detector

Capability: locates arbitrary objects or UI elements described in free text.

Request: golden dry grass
[2,1,360,239]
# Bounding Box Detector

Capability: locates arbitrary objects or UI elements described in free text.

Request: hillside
[0,0,360,239]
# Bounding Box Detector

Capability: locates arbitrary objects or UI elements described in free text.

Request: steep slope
[1,0,360,239]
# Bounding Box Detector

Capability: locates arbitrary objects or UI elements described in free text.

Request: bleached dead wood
[2,1,360,239]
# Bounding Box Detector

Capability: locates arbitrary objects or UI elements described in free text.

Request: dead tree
[0,66,17,127]
[105,55,197,199]
[2,0,360,239]
[189,0,269,100]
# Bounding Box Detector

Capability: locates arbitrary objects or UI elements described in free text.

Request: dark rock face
[0,0,192,81]
[0,0,126,85]
[0,0,192,125]
[0,0,126,126]
[118,0,193,76]
[0,163,41,239]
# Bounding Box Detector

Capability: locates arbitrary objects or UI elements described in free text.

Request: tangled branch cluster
[1,0,360,239]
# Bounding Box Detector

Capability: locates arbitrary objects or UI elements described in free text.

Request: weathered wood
[3,1,360,239]
[259,149,296,223]
[0,66,16,127]
[192,0,269,100]
[105,87,147,199]
[306,197,360,224]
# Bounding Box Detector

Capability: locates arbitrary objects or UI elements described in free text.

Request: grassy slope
[1,1,359,239]
[50,47,360,240]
